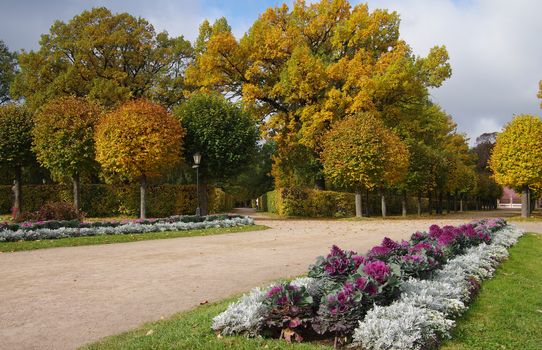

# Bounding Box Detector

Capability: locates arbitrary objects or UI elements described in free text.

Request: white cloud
[365,0,542,143]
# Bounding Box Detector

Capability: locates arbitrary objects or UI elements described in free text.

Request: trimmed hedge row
[260,188,478,217]
[0,184,234,218]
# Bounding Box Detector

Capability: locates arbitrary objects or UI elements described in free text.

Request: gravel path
[0,212,540,350]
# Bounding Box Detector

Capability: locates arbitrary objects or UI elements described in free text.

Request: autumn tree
[0,40,16,104]
[11,7,193,110]
[187,0,450,187]
[490,115,542,217]
[321,113,409,217]
[173,93,258,215]
[32,96,102,212]
[95,99,184,218]
[0,104,34,218]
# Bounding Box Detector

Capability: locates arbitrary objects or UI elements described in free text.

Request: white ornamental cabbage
[351,301,454,350]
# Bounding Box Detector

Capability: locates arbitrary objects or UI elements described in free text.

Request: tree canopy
[0,40,17,104]
[174,93,258,183]
[187,0,450,186]
[0,104,33,170]
[95,99,184,182]
[33,96,102,181]
[321,112,409,191]
[490,115,542,189]
[11,7,193,110]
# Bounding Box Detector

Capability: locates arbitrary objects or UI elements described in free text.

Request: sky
[1,0,541,144]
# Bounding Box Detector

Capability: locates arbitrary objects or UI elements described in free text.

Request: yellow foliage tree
[321,113,409,217]
[33,96,102,212]
[490,115,542,217]
[187,0,450,187]
[95,99,185,218]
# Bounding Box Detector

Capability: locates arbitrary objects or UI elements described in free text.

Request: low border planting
[0,215,254,242]
[212,218,519,349]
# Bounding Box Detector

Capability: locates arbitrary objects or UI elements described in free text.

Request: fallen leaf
[200,300,208,305]
[146,329,154,336]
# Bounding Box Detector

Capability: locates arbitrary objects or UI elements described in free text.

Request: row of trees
[186,1,502,216]
[0,94,259,219]
[0,1,515,218]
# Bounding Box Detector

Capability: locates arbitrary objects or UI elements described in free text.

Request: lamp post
[193,152,202,216]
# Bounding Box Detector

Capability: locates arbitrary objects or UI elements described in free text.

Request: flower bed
[0,215,253,242]
[212,218,520,349]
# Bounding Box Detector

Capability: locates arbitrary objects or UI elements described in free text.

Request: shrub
[0,184,233,217]
[16,202,84,222]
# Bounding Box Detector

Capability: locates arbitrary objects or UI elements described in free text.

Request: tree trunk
[521,185,530,218]
[73,173,80,213]
[365,189,370,217]
[12,167,22,220]
[199,177,209,216]
[417,192,422,216]
[401,190,407,217]
[428,191,433,215]
[140,174,147,219]
[315,177,326,190]
[453,191,458,213]
[355,191,363,218]
[380,190,387,218]
[437,191,443,214]
[460,198,464,212]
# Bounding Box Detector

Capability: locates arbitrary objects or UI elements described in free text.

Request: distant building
[498,187,521,208]
[498,186,541,209]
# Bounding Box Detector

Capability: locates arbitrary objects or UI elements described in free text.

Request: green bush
[263,187,473,217]
[0,184,233,218]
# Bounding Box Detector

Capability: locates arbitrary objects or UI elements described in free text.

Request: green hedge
[0,184,234,218]
[260,187,479,217]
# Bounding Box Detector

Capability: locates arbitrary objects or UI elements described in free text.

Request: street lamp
[193,152,202,217]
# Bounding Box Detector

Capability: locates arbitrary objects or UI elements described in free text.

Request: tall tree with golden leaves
[187,0,450,187]
[33,96,102,212]
[321,112,409,217]
[490,115,542,217]
[95,99,185,218]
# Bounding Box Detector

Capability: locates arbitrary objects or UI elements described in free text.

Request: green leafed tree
[0,104,34,218]
[95,99,184,218]
[0,40,17,104]
[32,96,103,212]
[11,7,193,111]
[321,112,410,217]
[490,115,542,217]
[173,93,258,215]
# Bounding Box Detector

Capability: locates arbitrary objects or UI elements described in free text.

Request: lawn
[0,224,268,252]
[84,233,541,350]
[440,233,542,350]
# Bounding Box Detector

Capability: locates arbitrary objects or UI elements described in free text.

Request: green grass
[441,233,542,350]
[84,233,541,350]
[0,225,269,252]
[83,294,332,350]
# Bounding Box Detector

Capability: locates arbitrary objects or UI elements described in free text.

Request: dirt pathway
[0,213,540,350]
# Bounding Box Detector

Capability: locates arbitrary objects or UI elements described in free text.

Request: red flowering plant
[312,281,368,341]
[366,237,410,262]
[354,260,402,305]
[262,282,315,343]
[308,245,365,284]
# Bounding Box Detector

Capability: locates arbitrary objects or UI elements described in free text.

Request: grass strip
[441,233,542,350]
[0,225,268,253]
